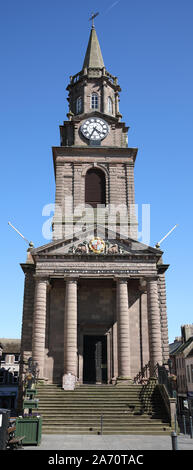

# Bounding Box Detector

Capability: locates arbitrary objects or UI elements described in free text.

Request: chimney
[181,324,193,343]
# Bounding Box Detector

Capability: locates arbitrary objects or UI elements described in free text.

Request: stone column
[102,81,107,114]
[82,82,85,114]
[112,322,118,382]
[147,277,163,375]
[32,277,48,378]
[63,279,77,390]
[115,91,119,116]
[18,265,35,412]
[116,279,131,381]
[21,267,35,364]
[158,271,169,364]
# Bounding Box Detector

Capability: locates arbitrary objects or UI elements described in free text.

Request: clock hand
[90,126,99,137]
[93,126,101,135]
[90,127,96,137]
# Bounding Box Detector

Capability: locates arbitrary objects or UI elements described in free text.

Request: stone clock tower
[19,24,169,392]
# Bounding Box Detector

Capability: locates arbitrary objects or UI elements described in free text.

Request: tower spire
[83,18,104,69]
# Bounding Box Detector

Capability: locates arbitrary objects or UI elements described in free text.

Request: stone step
[42,429,171,435]
[38,391,144,394]
[41,422,169,428]
[38,410,167,416]
[37,400,147,405]
[37,386,142,389]
[37,407,156,413]
[37,392,145,396]
[39,413,168,420]
[37,389,144,393]
[37,388,144,394]
[37,396,150,401]
[36,383,170,435]
[37,384,143,388]
[37,395,144,400]
[41,417,168,424]
[39,400,161,409]
[37,388,143,393]
[41,427,170,433]
[37,400,157,404]
[40,410,165,416]
[37,397,143,403]
[41,421,170,428]
[42,427,171,435]
[38,404,163,410]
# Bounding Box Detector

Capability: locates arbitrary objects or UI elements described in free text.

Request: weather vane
[89,12,99,28]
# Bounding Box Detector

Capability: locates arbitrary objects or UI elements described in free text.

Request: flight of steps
[36,383,171,435]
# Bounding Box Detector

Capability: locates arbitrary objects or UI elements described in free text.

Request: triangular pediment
[73,110,125,127]
[31,225,162,258]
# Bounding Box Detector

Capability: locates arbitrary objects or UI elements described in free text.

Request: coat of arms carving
[89,237,105,254]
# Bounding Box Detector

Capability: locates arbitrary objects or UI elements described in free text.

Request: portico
[24,230,169,390]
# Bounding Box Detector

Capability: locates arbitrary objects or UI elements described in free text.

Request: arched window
[108,97,113,114]
[91,93,99,110]
[76,96,82,114]
[85,168,106,208]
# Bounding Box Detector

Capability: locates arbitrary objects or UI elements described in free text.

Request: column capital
[64,277,78,284]
[33,276,51,290]
[139,277,147,292]
[147,276,159,283]
[33,275,50,282]
[115,277,128,284]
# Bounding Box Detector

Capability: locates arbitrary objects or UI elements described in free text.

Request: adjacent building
[169,325,193,414]
[0,338,20,414]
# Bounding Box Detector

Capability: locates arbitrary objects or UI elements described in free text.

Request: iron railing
[133,361,174,398]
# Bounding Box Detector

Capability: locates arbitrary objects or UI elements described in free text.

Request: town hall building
[19,22,169,392]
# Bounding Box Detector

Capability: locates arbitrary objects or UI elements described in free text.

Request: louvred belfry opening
[85,168,106,208]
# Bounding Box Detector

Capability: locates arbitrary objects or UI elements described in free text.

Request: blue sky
[0,0,193,342]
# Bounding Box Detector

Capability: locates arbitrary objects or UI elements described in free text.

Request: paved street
[23,434,193,451]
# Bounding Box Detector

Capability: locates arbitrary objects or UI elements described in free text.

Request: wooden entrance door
[83,335,107,384]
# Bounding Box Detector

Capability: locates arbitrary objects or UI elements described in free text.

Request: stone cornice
[32,254,159,266]
[52,146,138,175]
[53,146,137,159]
[20,263,35,274]
[157,264,170,274]
[65,110,126,126]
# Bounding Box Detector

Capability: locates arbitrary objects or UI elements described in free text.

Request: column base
[37,377,49,385]
[148,377,158,385]
[116,376,133,385]
[62,373,76,391]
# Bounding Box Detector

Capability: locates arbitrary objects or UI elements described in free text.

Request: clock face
[80,118,109,141]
